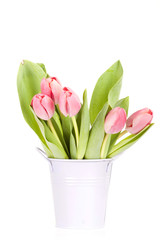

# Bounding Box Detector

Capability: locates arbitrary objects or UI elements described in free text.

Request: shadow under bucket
[38,148,114,229]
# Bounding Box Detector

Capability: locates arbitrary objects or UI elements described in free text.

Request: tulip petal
[104,110,119,133]
[110,109,126,133]
[126,108,150,127]
[41,95,55,119]
[59,87,81,117]
[104,107,126,134]
[126,108,153,134]
[126,113,153,134]
[50,77,62,86]
[32,96,49,120]
[67,94,81,117]
[41,78,52,98]
[59,91,68,116]
[31,94,55,120]
[50,80,63,104]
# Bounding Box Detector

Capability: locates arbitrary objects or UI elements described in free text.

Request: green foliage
[114,96,129,116]
[89,60,123,125]
[70,133,77,159]
[108,124,154,158]
[108,96,129,153]
[85,103,109,159]
[31,108,69,159]
[17,60,153,160]
[77,90,90,159]
[17,60,50,152]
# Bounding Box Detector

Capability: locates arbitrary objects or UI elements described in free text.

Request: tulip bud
[41,77,62,104]
[59,87,81,117]
[104,107,127,134]
[126,108,153,134]
[31,94,55,120]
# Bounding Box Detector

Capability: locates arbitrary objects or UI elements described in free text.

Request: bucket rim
[37,148,115,163]
[47,158,113,163]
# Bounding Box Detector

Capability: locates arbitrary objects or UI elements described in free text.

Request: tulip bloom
[41,77,62,104]
[104,107,127,134]
[126,108,153,134]
[59,87,81,117]
[31,94,55,120]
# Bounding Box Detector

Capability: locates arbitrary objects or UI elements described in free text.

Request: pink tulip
[31,94,55,120]
[104,107,127,134]
[41,77,62,104]
[126,108,153,134]
[59,87,81,117]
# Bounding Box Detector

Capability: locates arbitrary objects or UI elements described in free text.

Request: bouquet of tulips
[17,60,153,159]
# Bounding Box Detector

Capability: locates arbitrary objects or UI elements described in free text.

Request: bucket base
[55,224,105,229]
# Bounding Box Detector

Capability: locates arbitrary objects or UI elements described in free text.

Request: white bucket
[38,149,113,229]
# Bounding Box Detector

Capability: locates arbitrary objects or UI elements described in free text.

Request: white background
[0,0,160,239]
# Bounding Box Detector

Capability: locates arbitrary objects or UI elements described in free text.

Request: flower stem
[47,119,62,146]
[100,133,110,159]
[118,130,128,139]
[71,116,79,148]
[56,104,63,119]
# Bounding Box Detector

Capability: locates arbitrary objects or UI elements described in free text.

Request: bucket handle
[36,147,54,171]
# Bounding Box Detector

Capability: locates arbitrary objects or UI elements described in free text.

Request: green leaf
[42,122,69,159]
[89,60,123,125]
[108,124,154,158]
[17,60,49,151]
[56,105,73,150]
[75,105,82,130]
[37,63,47,74]
[52,111,63,136]
[41,143,53,158]
[31,107,69,159]
[108,96,129,154]
[101,134,112,159]
[70,133,77,159]
[108,78,122,107]
[77,90,90,159]
[114,96,129,116]
[61,115,73,149]
[50,114,69,156]
[37,63,50,78]
[85,102,109,159]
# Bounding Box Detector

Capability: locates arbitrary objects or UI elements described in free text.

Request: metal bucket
[38,148,113,229]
